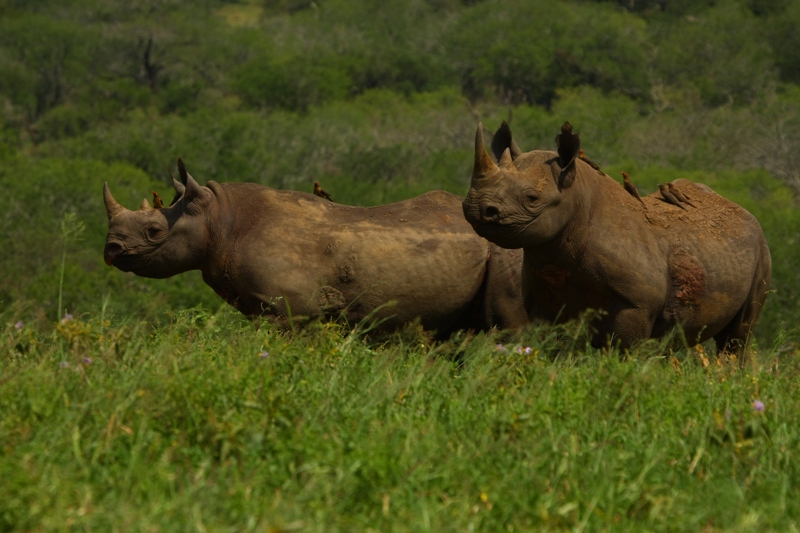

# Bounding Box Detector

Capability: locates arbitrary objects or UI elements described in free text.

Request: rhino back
[208,183,493,330]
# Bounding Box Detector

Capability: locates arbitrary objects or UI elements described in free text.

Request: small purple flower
[752,400,765,412]
[259,351,269,359]
[494,344,508,353]
[522,346,533,355]
[61,313,73,324]
[14,321,23,330]
[59,361,69,368]
[83,357,93,365]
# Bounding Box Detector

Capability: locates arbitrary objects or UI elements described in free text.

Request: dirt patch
[669,248,706,306]
[535,264,571,288]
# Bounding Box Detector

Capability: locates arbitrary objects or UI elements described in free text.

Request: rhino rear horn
[473,123,498,179]
[498,147,515,169]
[103,182,127,220]
[139,198,153,210]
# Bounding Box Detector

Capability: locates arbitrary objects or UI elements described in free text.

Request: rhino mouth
[104,242,124,266]
[104,242,142,272]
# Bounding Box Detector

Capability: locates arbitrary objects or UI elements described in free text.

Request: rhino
[103,162,528,337]
[462,122,771,359]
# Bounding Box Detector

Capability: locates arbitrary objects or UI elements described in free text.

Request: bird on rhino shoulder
[103,160,528,337]
[462,122,771,362]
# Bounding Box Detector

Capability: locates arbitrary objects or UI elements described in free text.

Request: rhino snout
[104,241,124,266]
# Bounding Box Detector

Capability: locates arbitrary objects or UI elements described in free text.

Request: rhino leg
[483,247,527,331]
[713,253,771,366]
[592,303,654,350]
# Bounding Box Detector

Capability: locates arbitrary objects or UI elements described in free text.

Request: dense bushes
[1,0,798,343]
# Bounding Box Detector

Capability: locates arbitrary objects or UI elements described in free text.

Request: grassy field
[2,306,798,531]
[3,2,800,530]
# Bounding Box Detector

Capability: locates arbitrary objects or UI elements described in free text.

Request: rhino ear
[554,121,580,190]
[491,121,522,162]
[177,157,189,186]
[168,178,185,207]
[555,121,580,170]
[183,171,206,204]
[473,123,498,179]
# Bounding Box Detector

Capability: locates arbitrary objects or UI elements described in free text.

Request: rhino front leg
[595,304,655,350]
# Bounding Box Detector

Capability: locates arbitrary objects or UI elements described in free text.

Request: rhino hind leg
[713,253,771,366]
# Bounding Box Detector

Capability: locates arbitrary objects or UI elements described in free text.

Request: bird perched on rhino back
[668,182,696,208]
[152,191,164,209]
[658,183,687,210]
[621,172,645,207]
[579,149,604,175]
[314,181,333,201]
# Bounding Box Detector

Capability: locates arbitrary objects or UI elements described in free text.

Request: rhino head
[103,161,212,278]
[462,122,581,249]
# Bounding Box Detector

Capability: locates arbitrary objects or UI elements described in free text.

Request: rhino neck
[530,170,597,265]
[199,181,270,286]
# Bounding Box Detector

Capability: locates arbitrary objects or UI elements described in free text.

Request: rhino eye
[145,226,164,241]
[524,193,538,206]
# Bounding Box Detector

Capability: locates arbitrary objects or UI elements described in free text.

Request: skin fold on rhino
[462,122,771,359]
[103,166,528,337]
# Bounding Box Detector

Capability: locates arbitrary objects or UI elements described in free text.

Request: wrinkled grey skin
[103,170,527,336]
[463,123,771,359]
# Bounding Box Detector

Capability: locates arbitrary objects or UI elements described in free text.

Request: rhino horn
[473,123,498,179]
[498,147,515,169]
[139,198,153,210]
[103,182,127,220]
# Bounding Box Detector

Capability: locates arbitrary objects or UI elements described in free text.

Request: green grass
[2,308,798,531]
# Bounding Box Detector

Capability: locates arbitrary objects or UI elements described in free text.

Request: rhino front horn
[103,182,126,220]
[473,123,498,179]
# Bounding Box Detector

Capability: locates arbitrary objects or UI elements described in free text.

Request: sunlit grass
[2,308,798,531]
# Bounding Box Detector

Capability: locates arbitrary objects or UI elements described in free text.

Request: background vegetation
[2,0,800,529]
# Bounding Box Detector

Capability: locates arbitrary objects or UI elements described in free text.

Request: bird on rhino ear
[554,121,580,191]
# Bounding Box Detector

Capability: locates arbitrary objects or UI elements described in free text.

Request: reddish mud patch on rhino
[670,249,706,305]
[339,262,355,283]
[319,285,346,314]
[535,264,571,288]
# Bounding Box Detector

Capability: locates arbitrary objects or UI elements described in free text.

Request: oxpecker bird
[152,191,164,209]
[668,182,697,208]
[314,181,333,201]
[621,172,645,206]
[659,184,687,210]
[579,149,603,175]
